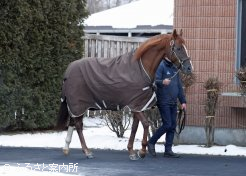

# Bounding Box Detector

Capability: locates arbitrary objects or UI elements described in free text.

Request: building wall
[174,0,246,130]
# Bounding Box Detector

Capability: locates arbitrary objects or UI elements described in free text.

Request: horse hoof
[63,148,69,155]
[86,152,94,159]
[137,149,146,158]
[129,153,140,160]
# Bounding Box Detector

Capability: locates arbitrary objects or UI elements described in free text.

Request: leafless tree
[86,0,104,14]
[115,0,121,6]
[86,0,136,14]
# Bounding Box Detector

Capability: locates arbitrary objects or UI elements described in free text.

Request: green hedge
[0,0,88,131]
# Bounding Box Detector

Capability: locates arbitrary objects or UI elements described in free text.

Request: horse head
[165,29,193,74]
[134,29,193,80]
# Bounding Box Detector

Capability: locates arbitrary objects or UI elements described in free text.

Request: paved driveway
[0,147,245,176]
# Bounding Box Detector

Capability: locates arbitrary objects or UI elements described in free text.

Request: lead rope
[176,108,186,135]
[168,69,180,80]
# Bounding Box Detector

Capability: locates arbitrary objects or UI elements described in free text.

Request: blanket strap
[95,103,102,109]
[140,92,156,111]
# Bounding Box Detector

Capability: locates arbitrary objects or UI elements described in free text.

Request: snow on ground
[1,117,246,156]
[0,116,246,175]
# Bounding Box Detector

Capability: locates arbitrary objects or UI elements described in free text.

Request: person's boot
[147,142,156,157]
[163,151,180,158]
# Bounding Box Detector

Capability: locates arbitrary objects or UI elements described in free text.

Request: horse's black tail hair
[55,99,69,131]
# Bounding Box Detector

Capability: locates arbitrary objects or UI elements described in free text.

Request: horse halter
[170,39,191,70]
[165,39,191,80]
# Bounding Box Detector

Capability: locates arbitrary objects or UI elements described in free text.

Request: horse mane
[133,33,171,60]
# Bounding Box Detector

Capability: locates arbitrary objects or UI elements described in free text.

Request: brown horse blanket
[61,51,156,117]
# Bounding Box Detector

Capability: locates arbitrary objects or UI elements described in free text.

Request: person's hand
[181,103,186,110]
[162,79,171,85]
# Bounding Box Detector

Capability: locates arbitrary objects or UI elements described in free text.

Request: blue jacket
[155,60,186,105]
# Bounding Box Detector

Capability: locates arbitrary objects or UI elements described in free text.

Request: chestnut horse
[56,29,193,160]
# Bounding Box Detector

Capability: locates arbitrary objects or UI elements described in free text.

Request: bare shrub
[204,77,220,147]
[101,109,131,138]
[236,66,246,95]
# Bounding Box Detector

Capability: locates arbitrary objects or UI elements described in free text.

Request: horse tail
[55,99,69,131]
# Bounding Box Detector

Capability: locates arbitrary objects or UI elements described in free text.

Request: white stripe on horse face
[182,44,194,71]
[190,60,194,71]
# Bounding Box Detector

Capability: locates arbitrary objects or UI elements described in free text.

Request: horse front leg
[135,112,149,159]
[127,114,139,160]
[74,116,94,159]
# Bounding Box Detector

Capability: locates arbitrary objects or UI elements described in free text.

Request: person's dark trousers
[148,104,177,152]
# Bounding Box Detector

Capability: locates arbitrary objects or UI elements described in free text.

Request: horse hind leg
[63,126,74,155]
[75,116,94,159]
[63,117,75,155]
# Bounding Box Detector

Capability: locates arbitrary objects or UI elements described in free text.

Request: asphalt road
[0,147,246,176]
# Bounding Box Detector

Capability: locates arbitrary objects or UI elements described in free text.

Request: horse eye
[177,47,181,51]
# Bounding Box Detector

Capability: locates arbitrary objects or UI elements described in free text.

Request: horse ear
[172,29,178,39]
[180,29,183,36]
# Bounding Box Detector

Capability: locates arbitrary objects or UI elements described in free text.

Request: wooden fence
[83,34,147,58]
